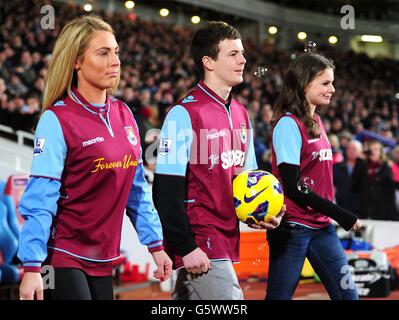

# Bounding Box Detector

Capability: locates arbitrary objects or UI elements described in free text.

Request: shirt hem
[47,246,120,262]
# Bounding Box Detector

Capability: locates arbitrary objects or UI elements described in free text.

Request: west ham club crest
[125,126,138,145]
[240,123,247,144]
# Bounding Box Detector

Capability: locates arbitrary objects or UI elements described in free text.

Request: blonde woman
[18,16,172,300]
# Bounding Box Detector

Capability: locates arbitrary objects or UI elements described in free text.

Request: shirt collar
[197,80,232,107]
[71,87,110,113]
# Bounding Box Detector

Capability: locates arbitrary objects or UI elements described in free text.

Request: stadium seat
[1,195,20,240]
[0,181,5,195]
[0,174,28,287]
[0,265,21,285]
[0,202,18,265]
[3,174,29,226]
[0,199,20,286]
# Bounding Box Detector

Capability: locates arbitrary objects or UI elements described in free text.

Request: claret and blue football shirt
[18,88,163,276]
[271,113,334,229]
[155,81,257,269]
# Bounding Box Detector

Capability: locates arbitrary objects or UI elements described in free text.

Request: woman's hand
[248,204,286,230]
[19,272,44,300]
[351,219,362,231]
[151,250,173,281]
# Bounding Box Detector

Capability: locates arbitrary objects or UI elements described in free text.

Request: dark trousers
[44,268,113,300]
[266,223,359,300]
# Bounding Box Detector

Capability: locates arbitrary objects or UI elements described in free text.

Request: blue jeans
[266,222,359,300]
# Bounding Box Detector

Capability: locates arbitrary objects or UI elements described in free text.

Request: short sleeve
[30,110,67,179]
[272,116,302,166]
[155,105,192,177]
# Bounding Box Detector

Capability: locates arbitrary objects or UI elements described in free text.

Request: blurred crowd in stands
[264,0,399,21]
[1,0,399,220]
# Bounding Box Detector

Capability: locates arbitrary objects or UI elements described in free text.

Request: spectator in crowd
[328,133,344,164]
[7,73,28,97]
[390,145,399,213]
[334,139,368,219]
[337,130,352,155]
[364,140,398,220]
[18,51,36,85]
[255,103,273,147]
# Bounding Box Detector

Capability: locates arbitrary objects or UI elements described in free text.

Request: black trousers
[44,268,114,300]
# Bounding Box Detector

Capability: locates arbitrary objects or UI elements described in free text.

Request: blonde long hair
[41,15,119,112]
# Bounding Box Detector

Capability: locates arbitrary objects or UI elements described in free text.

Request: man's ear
[202,56,215,72]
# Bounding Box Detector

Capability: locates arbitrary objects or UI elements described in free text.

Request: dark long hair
[273,53,335,138]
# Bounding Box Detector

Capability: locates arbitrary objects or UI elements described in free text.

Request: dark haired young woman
[267,53,361,300]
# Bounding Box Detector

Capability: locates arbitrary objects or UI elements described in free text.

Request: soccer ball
[233,170,284,224]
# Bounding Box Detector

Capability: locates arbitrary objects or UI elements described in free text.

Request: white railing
[0,124,33,180]
[0,124,35,145]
